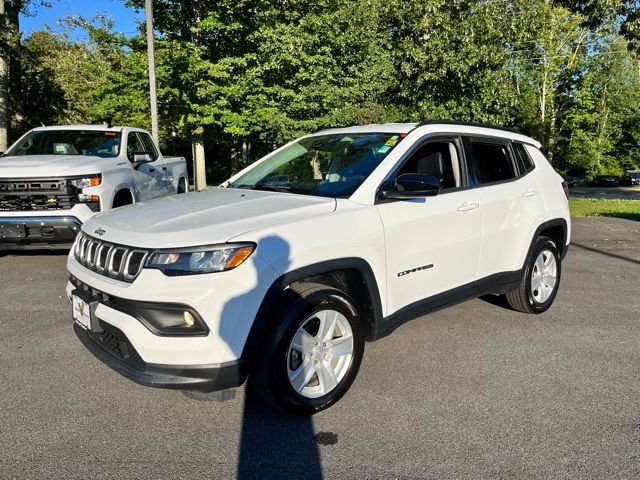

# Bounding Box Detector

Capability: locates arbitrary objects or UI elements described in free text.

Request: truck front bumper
[0,216,82,249]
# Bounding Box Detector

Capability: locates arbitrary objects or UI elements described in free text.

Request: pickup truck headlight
[145,243,255,276]
[70,175,102,189]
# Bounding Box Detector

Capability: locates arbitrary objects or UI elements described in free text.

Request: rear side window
[513,142,535,174]
[467,140,516,185]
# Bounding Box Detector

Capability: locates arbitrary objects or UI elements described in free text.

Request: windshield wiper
[251,183,293,193]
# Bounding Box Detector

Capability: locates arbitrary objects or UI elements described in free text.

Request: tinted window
[397,141,459,189]
[126,133,146,162]
[468,141,516,184]
[139,132,159,160]
[513,142,534,174]
[6,130,121,158]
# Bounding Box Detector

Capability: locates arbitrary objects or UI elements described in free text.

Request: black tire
[177,178,187,193]
[250,282,365,415]
[505,236,562,314]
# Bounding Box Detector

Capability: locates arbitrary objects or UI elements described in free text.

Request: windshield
[6,130,122,158]
[228,132,404,198]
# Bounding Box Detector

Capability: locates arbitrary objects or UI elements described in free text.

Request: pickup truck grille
[0,178,78,211]
[74,232,150,282]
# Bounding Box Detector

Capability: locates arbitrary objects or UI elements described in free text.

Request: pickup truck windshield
[6,130,122,158]
[228,132,404,198]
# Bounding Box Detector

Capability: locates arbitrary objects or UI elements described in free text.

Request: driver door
[127,132,164,201]
[375,136,483,316]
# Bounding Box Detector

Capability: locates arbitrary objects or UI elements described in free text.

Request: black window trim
[511,141,536,177]
[463,135,522,188]
[375,134,473,204]
[137,131,160,161]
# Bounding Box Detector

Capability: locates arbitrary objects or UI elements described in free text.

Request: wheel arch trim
[242,257,384,361]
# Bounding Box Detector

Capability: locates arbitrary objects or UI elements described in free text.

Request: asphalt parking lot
[1,217,639,479]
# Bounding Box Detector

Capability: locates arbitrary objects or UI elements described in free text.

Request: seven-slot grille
[74,232,149,282]
[0,178,78,211]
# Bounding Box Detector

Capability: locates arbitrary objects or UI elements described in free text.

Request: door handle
[523,189,538,197]
[148,168,156,173]
[457,202,480,212]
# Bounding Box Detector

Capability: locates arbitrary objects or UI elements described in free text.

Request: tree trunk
[0,0,9,151]
[192,135,207,190]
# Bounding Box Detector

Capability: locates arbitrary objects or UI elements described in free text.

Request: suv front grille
[74,232,150,282]
[0,178,79,211]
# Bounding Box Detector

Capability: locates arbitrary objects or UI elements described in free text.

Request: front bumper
[74,322,247,391]
[0,216,82,249]
[66,249,280,390]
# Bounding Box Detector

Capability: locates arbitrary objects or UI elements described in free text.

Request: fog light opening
[183,311,196,327]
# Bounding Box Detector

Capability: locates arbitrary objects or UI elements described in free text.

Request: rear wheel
[505,237,561,314]
[177,178,187,194]
[251,282,364,415]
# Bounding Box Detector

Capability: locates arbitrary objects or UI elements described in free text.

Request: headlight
[70,175,102,189]
[145,243,256,276]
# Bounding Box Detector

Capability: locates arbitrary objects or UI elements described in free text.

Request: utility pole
[145,0,159,140]
[0,0,9,151]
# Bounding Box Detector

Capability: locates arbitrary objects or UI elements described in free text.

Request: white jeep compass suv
[66,121,570,415]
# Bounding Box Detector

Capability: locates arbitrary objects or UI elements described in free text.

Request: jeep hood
[0,155,100,177]
[83,187,337,248]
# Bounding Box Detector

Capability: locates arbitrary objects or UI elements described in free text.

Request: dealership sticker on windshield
[378,145,392,153]
[385,136,399,147]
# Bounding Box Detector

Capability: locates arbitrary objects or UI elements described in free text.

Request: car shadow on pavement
[478,293,512,310]
[216,235,323,479]
[572,242,640,266]
[236,388,322,480]
[0,249,69,260]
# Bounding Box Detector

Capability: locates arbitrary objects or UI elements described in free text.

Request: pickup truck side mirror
[132,152,154,168]
[382,173,441,199]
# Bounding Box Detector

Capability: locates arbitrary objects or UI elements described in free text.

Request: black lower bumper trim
[74,323,248,391]
[0,216,81,249]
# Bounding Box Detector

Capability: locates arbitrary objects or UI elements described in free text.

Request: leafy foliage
[8,0,640,181]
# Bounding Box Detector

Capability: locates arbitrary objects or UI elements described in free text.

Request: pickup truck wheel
[177,178,187,193]
[505,237,561,314]
[251,282,364,415]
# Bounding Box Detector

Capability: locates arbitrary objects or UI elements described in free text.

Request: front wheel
[505,236,562,314]
[251,283,365,415]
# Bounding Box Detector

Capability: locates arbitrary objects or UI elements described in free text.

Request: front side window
[139,132,159,161]
[228,132,405,198]
[6,130,121,158]
[467,140,516,185]
[395,141,461,190]
[126,133,147,162]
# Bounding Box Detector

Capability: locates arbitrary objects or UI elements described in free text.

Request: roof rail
[415,120,521,134]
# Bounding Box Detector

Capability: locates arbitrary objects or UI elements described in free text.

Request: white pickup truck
[0,125,188,249]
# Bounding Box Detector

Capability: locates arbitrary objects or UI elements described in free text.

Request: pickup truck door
[127,131,166,200]
[138,131,174,196]
[375,137,483,317]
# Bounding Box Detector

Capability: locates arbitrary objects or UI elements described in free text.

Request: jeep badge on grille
[95,228,106,236]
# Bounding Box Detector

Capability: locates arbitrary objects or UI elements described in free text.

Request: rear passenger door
[464,137,546,279]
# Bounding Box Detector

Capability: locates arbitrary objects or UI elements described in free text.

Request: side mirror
[132,152,153,168]
[382,173,441,199]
